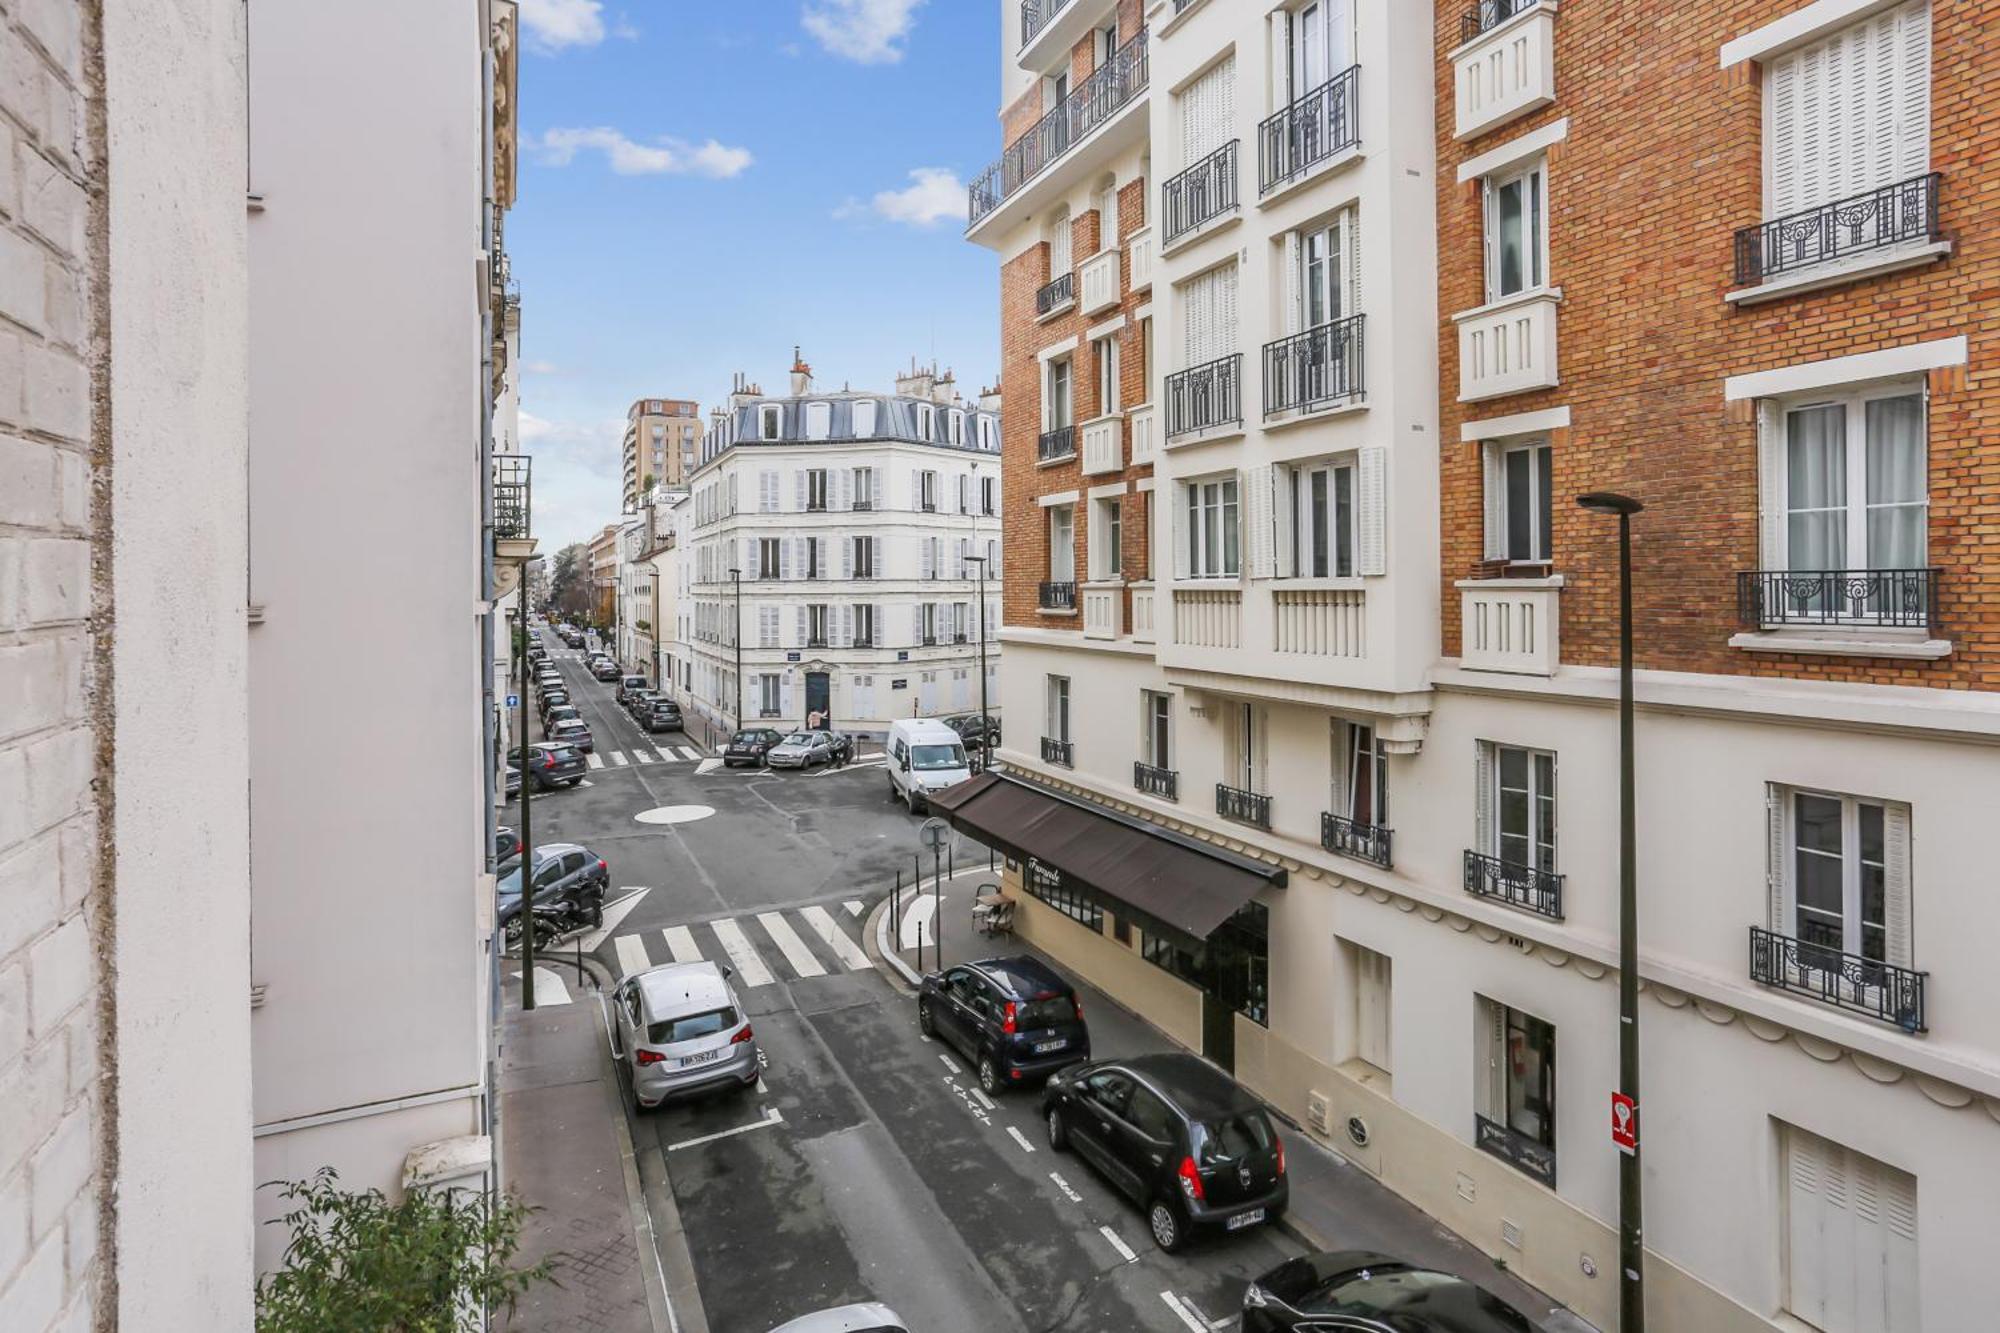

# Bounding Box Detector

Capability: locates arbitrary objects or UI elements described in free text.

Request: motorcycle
[500,886,604,953]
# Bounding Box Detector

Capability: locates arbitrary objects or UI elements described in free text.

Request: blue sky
[512,0,1002,553]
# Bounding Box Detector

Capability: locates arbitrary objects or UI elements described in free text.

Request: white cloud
[531,127,754,179]
[802,0,925,64]
[520,0,606,53]
[516,410,628,553]
[520,360,560,376]
[835,167,965,228]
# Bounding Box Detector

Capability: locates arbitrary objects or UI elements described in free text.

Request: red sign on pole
[1611,1092,1638,1154]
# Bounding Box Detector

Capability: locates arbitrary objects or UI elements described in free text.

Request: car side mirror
[720,965,734,980]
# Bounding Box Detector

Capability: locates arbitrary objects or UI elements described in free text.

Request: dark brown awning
[930,772,1284,943]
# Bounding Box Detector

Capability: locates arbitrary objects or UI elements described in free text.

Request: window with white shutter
[1764,1,1930,221]
[1179,53,1235,166]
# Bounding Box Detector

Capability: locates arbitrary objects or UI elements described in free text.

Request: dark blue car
[918,955,1089,1096]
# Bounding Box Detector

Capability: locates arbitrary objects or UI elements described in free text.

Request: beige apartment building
[623,395,703,507]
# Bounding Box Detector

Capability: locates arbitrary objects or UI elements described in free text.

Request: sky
[511,0,1003,554]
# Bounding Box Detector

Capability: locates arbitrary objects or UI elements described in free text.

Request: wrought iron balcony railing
[1750,925,1927,1033]
[1134,761,1178,801]
[1020,0,1074,48]
[1038,580,1077,611]
[1216,783,1271,829]
[493,454,532,541]
[1459,0,1543,45]
[1737,568,1939,631]
[1322,812,1393,869]
[1163,139,1238,244]
[1734,172,1942,286]
[1165,354,1242,438]
[1264,314,1365,415]
[919,633,938,647]
[1463,850,1563,920]
[806,637,829,649]
[851,499,873,511]
[969,30,1149,227]
[1038,425,1077,463]
[1037,270,1075,316]
[1259,65,1360,195]
[852,636,875,649]
[1041,736,1074,766]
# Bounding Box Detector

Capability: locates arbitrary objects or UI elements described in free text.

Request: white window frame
[1048,504,1076,583]
[804,401,832,440]
[852,400,878,437]
[854,603,876,646]
[919,470,939,512]
[980,475,998,516]
[1184,475,1240,579]
[1770,784,1911,968]
[1483,159,1548,303]
[1484,437,1553,565]
[1344,720,1386,826]
[851,466,874,509]
[805,468,830,512]
[759,405,783,440]
[1093,332,1120,415]
[1770,384,1928,574]
[1045,675,1071,743]
[1046,356,1075,431]
[915,403,936,439]
[757,538,780,580]
[948,410,965,445]
[1141,690,1172,769]
[1286,458,1355,578]
[1486,743,1556,874]
[1229,702,1264,793]
[1089,495,1122,581]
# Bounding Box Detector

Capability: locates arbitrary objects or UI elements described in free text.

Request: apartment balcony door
[806,672,831,729]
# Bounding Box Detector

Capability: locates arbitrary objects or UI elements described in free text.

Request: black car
[918,956,1088,1095]
[495,842,609,940]
[537,689,571,719]
[547,717,594,753]
[625,688,663,717]
[526,742,587,790]
[641,699,684,733]
[1242,1252,1535,1333]
[944,713,1001,751]
[1042,1052,1287,1253]
[723,728,785,767]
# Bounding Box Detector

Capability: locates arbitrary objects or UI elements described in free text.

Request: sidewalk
[497,964,674,1333]
[866,867,1598,1333]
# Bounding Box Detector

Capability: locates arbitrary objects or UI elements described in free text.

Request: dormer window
[948,411,965,445]
[916,403,936,439]
[805,401,832,439]
[853,399,878,437]
[759,405,782,440]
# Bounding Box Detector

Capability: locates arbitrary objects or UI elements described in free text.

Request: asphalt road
[505,630,1305,1333]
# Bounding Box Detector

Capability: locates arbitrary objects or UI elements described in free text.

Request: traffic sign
[919,818,950,852]
[1611,1092,1637,1154]
[505,694,519,708]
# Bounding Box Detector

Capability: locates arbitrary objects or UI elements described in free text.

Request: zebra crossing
[605,899,874,985]
[581,745,708,770]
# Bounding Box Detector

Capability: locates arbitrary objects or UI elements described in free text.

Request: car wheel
[906,789,919,815]
[1046,1107,1069,1151]
[917,999,935,1038]
[590,900,604,928]
[1148,1199,1187,1253]
[978,1053,1003,1097]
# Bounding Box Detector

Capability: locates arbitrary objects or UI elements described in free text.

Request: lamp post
[516,554,541,1010]
[965,554,989,768]
[729,567,743,730]
[1577,490,1645,1332]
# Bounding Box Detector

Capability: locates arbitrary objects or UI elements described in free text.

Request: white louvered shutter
[1757,401,1785,570]
[795,606,807,646]
[872,536,883,578]
[840,539,853,580]
[1283,232,1303,335]
[1182,268,1214,366]
[838,604,853,648]
[1356,446,1387,576]
[760,470,777,512]
[817,537,830,580]
[1892,3,1931,183]
[1247,464,1275,579]
[872,470,884,508]
[1473,742,1495,857]
[780,539,794,581]
[794,471,806,512]
[911,468,923,508]
[1180,53,1235,164]
[1766,786,1789,931]
[1327,719,1348,817]
[919,538,934,579]
[1884,803,1912,968]
[1343,207,1363,319]
[1482,444,1506,561]
[1765,1,1929,219]
[1273,468,1295,577]
[1171,485,1191,581]
[835,470,850,511]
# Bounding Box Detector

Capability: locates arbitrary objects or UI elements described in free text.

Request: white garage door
[1783,1123,1918,1333]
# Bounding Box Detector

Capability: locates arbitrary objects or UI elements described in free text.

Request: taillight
[1072,998,1085,1021]
[730,1025,754,1045]
[1275,1136,1286,1177]
[1176,1156,1206,1203]
[542,755,555,769]
[1001,1001,1017,1034]
[635,1049,666,1065]
[512,840,523,855]
[596,859,607,873]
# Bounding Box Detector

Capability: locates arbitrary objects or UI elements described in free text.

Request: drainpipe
[478,33,502,1196]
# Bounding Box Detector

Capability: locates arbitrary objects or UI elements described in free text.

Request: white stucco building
[684,358,1003,738]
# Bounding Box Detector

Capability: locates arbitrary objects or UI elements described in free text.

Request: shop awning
[929,771,1284,942]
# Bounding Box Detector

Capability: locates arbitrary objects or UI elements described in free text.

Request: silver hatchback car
[609,961,760,1110]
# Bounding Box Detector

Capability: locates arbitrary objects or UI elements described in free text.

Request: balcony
[1041,736,1074,767]
[1165,354,1243,439]
[1037,425,1077,464]
[852,636,875,649]
[1216,783,1271,830]
[1128,405,1157,466]
[1128,227,1155,292]
[1018,0,1073,50]
[493,454,532,543]
[1162,140,1238,246]
[1172,587,1240,648]
[1080,248,1121,315]
[1463,850,1563,920]
[1036,270,1075,320]
[1455,288,1559,401]
[1038,580,1078,612]
[1323,813,1393,869]
[1080,416,1122,475]
[1748,925,1927,1033]
[1134,762,1178,801]
[1130,583,1157,643]
[1453,0,1554,140]
[1258,65,1360,197]
[852,498,874,512]
[806,637,829,650]
[1734,173,1943,292]
[1737,568,1940,632]
[1274,589,1365,657]
[1081,583,1123,639]
[1459,576,1561,675]
[969,30,1149,233]
[1263,314,1365,417]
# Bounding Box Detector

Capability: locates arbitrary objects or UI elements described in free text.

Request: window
[1772,786,1911,967]
[1778,1124,1919,1333]
[920,603,939,644]
[919,471,939,512]
[1180,262,1239,365]
[1045,675,1070,743]
[760,405,782,440]
[757,538,780,580]
[759,469,780,514]
[951,601,969,641]
[1046,357,1074,430]
[1293,212,1352,330]
[757,674,780,717]
[1284,0,1351,103]
[980,476,997,515]
[1476,998,1556,1185]
[1342,721,1386,825]
[807,604,829,646]
[1775,389,1926,573]
[1047,205,1072,275]
[1093,334,1120,415]
[1089,496,1122,580]
[1488,744,1556,873]
[1229,702,1263,793]
[1179,53,1234,167]
[805,401,832,439]
[977,416,997,451]
[853,400,878,437]
[916,403,936,439]
[1340,939,1391,1075]
[1764,3,1930,223]
[1212,901,1269,1026]
[1139,316,1154,401]
[1025,858,1101,933]
[1142,691,1172,769]
[1184,476,1240,578]
[806,469,829,512]
[1093,172,1119,247]
[1048,505,1075,583]
[804,537,823,580]
[1287,459,1354,577]
[854,603,876,646]
[1483,161,1546,301]
[1142,932,1203,987]
[852,466,874,509]
[1094,20,1119,68]
[948,411,965,445]
[1483,438,1552,564]
[851,535,874,579]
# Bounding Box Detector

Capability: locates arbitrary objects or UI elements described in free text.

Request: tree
[546,542,591,622]
[256,1169,551,1333]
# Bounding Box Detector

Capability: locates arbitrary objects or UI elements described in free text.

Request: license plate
[1226,1208,1266,1231]
[677,1049,722,1069]
[1033,1039,1066,1053]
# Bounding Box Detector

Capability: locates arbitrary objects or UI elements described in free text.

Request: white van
[885,717,972,813]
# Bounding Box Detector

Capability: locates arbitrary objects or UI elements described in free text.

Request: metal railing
[1163,139,1238,244]
[1020,0,1074,49]
[1134,762,1178,801]
[1041,736,1074,766]
[1216,783,1271,829]
[1459,0,1543,45]
[493,455,532,540]
[1322,812,1393,869]
[1038,580,1078,611]
[1264,314,1365,415]
[1038,425,1077,462]
[1036,270,1075,316]
[1737,568,1939,631]
[919,633,938,647]
[851,499,873,511]
[1463,850,1564,920]
[969,30,1149,226]
[1165,354,1243,437]
[1734,172,1942,285]
[806,637,828,649]
[852,637,875,649]
[1259,65,1359,195]
[1750,925,1927,1033]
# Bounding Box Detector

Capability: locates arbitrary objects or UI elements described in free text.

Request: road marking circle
[633,805,717,825]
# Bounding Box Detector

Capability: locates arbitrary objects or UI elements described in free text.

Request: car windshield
[1017,994,1075,1027]
[783,734,815,745]
[911,743,966,771]
[1192,1109,1275,1166]
[647,1006,738,1045]
[729,732,759,746]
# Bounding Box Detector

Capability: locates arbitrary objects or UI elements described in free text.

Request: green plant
[256,1168,552,1333]
[634,618,652,633]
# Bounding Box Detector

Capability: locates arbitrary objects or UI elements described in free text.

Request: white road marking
[695,758,723,776]
[937,1052,961,1074]
[1006,1126,1036,1154]
[662,926,702,963]
[756,912,828,979]
[628,748,654,764]
[755,1075,768,1096]
[528,967,572,1007]
[1160,1293,1207,1333]
[585,753,605,770]
[900,894,937,949]
[1208,1317,1240,1331]
[609,751,629,767]
[1098,1226,1136,1263]
[709,918,776,988]
[666,1107,784,1152]
[799,905,872,970]
[575,887,650,953]
[678,746,703,761]
[844,900,864,917]
[971,1088,997,1111]
[613,934,650,978]
[1049,1171,1083,1203]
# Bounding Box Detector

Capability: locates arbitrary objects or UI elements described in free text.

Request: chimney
[895,358,937,402]
[728,371,759,411]
[790,345,813,396]
[978,381,1002,414]
[933,366,957,405]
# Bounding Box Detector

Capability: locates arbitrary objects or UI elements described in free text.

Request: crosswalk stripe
[677,746,702,761]
[585,753,604,770]
[800,905,872,971]
[629,748,654,763]
[709,918,776,987]
[663,926,702,963]
[843,900,865,917]
[613,934,651,978]
[609,751,629,767]
[757,912,828,979]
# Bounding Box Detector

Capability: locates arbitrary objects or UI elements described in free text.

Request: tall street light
[1578,490,1645,1332]
[516,554,542,1011]
[965,553,989,769]
[729,567,743,730]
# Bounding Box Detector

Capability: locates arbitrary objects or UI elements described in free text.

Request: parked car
[885,717,971,813]
[616,674,649,704]
[608,960,761,1110]
[723,727,784,767]
[766,731,838,769]
[503,764,521,798]
[625,688,663,717]
[493,825,522,861]
[535,673,564,697]
[495,842,608,939]
[1042,1052,1287,1253]
[641,699,684,733]
[918,956,1089,1095]
[525,742,587,790]
[537,689,571,718]
[944,713,1001,751]
[543,703,582,728]
[591,658,621,682]
[765,1305,908,1333]
[1242,1252,1535,1333]
[561,629,585,648]
[547,717,594,753]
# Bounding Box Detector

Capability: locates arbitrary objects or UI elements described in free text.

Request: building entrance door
[805,671,831,728]
[1201,991,1235,1074]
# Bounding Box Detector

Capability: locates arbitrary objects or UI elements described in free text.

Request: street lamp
[965,554,989,770]
[1577,490,1644,1332]
[515,553,542,1010]
[729,567,743,730]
